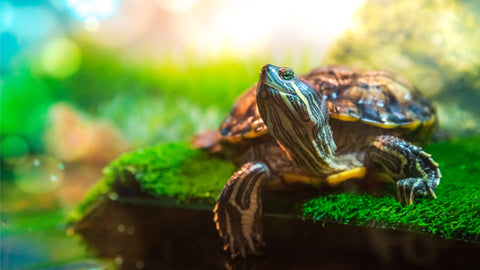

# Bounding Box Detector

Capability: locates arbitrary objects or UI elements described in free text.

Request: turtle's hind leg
[214,162,270,258]
[366,135,441,205]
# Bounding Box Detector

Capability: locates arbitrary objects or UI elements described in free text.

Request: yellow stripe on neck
[291,82,312,117]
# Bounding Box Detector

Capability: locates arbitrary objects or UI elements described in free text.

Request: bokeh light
[6,6,58,42]
[0,1,15,31]
[14,155,65,194]
[66,0,119,20]
[84,16,100,31]
[42,37,82,78]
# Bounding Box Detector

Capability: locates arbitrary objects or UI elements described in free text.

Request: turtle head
[257,64,324,125]
[258,64,309,99]
[257,64,328,131]
[256,64,337,173]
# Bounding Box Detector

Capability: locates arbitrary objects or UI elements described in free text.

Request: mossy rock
[70,138,480,244]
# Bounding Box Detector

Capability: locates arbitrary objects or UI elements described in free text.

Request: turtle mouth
[257,66,271,99]
[256,81,272,99]
[258,65,269,87]
[260,64,273,77]
[257,83,296,102]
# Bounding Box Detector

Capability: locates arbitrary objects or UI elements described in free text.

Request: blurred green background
[1,0,479,269]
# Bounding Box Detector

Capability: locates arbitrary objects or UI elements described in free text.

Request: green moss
[71,138,480,243]
[67,173,117,224]
[116,143,235,202]
[302,138,480,243]
[68,142,235,223]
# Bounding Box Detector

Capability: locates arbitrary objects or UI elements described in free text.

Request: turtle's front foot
[214,162,269,258]
[367,135,442,205]
[214,200,265,258]
[396,177,440,205]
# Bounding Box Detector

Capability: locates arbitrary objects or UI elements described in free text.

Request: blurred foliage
[97,93,222,145]
[323,0,480,136]
[1,41,267,157]
[48,43,265,113]
[1,71,54,154]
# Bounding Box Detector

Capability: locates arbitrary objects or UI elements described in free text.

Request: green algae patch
[71,138,480,244]
[302,137,480,243]
[68,142,235,223]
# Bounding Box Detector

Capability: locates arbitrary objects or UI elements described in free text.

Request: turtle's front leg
[214,162,270,258]
[367,135,441,205]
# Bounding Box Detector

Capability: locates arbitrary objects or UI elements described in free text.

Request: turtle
[193,64,441,259]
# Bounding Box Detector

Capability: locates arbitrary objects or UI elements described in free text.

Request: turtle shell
[220,66,437,145]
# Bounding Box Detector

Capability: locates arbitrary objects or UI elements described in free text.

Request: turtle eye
[280,69,294,80]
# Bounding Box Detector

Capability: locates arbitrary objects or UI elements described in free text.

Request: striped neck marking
[257,65,343,174]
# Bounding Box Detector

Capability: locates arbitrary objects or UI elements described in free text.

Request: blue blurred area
[0,0,123,160]
[64,0,119,20]
[0,33,20,72]
[1,235,49,269]
[1,0,61,72]
[0,0,119,73]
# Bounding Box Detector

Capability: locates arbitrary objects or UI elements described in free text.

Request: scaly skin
[214,162,268,258]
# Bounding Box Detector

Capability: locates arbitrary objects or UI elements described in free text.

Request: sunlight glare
[84,16,100,31]
[156,0,200,12]
[192,0,365,57]
[66,0,118,20]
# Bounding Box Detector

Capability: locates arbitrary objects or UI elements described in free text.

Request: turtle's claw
[253,232,266,248]
[225,236,262,259]
[238,245,247,259]
[396,178,439,205]
[427,186,437,199]
[228,230,264,259]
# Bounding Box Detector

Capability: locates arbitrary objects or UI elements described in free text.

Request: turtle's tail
[191,130,223,155]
